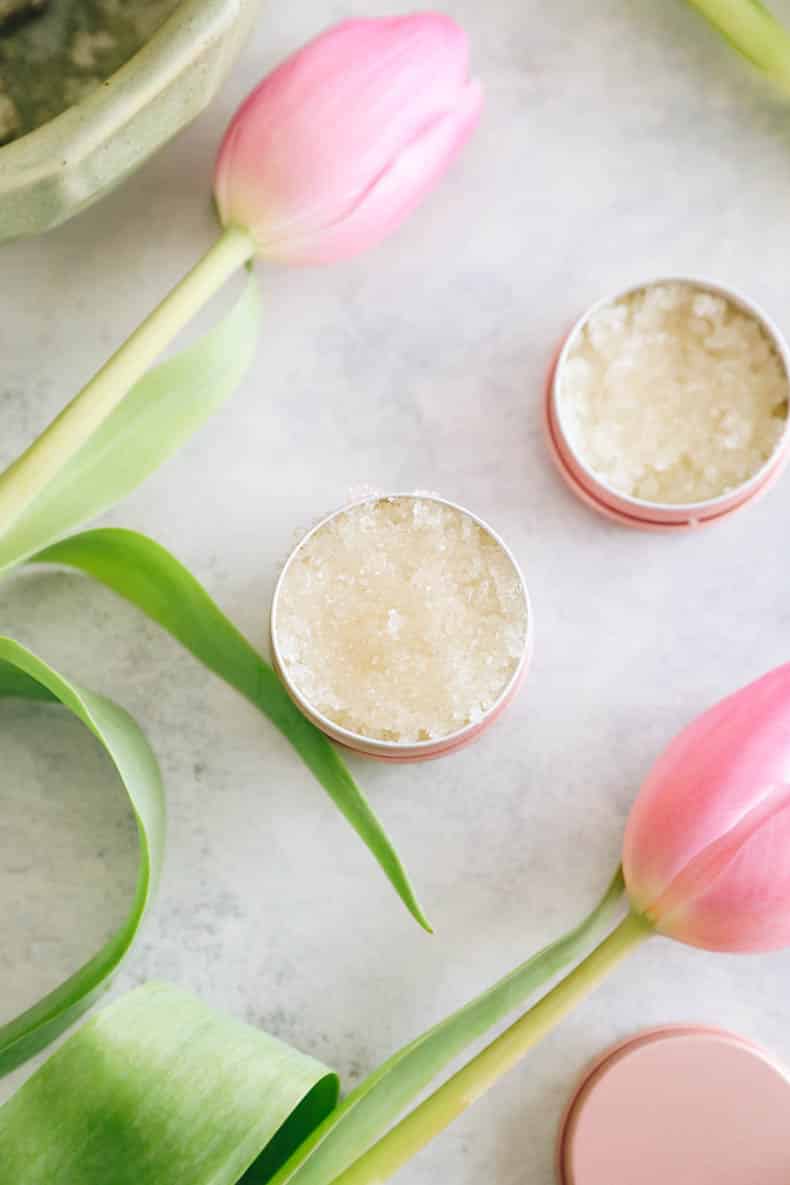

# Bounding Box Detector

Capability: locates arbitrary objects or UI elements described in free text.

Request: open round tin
[546,277,790,530]
[556,1025,790,1184]
[270,493,532,763]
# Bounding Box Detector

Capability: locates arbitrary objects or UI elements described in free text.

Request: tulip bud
[624,665,790,952]
[213,14,483,264]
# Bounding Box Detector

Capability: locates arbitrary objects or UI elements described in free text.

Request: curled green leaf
[0,638,166,1076]
[30,527,430,931]
[0,983,339,1185]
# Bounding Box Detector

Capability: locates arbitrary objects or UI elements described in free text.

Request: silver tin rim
[270,492,533,759]
[550,275,790,516]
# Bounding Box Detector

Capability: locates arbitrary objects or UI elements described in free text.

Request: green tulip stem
[329,911,651,1185]
[0,224,255,537]
[686,0,790,86]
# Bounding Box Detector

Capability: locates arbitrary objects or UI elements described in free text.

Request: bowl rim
[0,0,248,184]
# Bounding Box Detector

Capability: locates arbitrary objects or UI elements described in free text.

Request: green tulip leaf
[0,262,427,931]
[0,638,166,1076]
[0,874,622,1182]
[0,272,260,574]
[0,983,339,1185]
[29,527,430,932]
[264,867,625,1185]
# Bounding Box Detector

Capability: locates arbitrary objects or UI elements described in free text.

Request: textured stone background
[3,3,790,1181]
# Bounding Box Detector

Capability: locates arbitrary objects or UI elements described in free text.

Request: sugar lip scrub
[547,278,790,528]
[271,495,530,760]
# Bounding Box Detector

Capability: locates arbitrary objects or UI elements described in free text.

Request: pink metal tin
[270,493,532,763]
[556,1025,790,1185]
[546,277,790,530]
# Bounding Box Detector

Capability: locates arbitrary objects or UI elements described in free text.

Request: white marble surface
[3,2,790,1181]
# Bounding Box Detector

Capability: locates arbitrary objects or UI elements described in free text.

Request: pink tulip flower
[0,15,482,538]
[289,667,790,1185]
[213,14,483,264]
[624,665,790,952]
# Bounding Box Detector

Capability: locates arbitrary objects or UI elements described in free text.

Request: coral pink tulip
[624,664,790,952]
[213,14,483,264]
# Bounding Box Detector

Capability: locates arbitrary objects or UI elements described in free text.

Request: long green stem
[0,224,255,536]
[687,0,790,86]
[330,912,651,1185]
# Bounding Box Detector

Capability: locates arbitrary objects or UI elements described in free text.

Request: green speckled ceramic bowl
[0,0,258,243]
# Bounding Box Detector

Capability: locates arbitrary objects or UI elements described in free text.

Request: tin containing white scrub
[546,277,790,530]
[271,493,532,762]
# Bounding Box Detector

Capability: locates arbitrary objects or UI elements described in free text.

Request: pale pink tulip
[213,14,482,264]
[623,664,790,952]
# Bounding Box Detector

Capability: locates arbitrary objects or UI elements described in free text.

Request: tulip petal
[624,664,790,911]
[624,664,790,952]
[214,14,480,262]
[269,80,483,265]
[647,783,790,951]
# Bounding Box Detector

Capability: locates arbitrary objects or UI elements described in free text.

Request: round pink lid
[558,1026,790,1185]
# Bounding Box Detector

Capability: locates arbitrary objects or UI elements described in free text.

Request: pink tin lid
[557,1025,790,1185]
